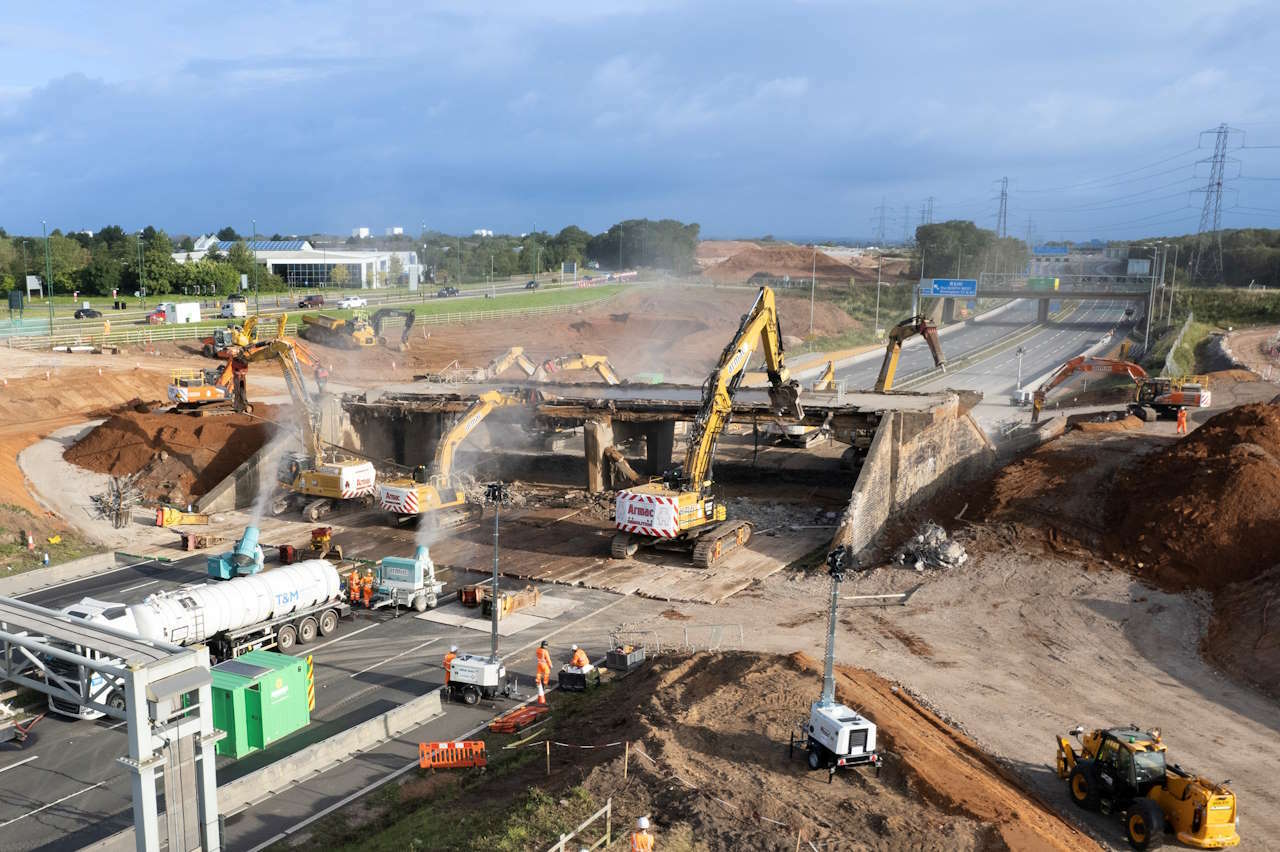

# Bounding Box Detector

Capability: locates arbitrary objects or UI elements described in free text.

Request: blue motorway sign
[919,278,977,297]
[1033,245,1070,256]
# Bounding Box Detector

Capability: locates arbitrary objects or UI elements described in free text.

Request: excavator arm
[814,360,836,391]
[431,390,526,481]
[241,315,259,343]
[535,353,622,385]
[679,286,801,490]
[240,340,323,461]
[370,308,416,348]
[1031,356,1148,421]
[484,346,538,379]
[874,316,946,392]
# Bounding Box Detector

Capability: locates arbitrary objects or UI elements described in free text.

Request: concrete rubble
[892,521,968,571]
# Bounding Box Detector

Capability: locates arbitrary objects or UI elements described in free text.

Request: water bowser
[208,525,265,580]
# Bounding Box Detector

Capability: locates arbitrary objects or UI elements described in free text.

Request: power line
[1191,123,1238,282]
[1016,147,1201,193]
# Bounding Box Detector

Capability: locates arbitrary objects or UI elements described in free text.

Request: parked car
[147,309,167,324]
[437,287,460,298]
[298,294,325,308]
[338,295,367,309]
[74,308,103,319]
[524,279,539,290]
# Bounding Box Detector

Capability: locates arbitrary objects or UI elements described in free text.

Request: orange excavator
[1030,356,1211,423]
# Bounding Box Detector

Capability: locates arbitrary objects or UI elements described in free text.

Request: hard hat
[540,640,548,648]
[450,645,457,652]
[637,816,650,830]
[572,644,578,650]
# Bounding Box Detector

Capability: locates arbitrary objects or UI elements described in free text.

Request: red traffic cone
[536,682,546,705]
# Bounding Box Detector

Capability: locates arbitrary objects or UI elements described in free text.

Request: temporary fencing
[418,740,487,770]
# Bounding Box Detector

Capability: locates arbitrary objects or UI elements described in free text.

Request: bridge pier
[584,417,614,493]
[941,298,956,324]
[1037,298,1050,323]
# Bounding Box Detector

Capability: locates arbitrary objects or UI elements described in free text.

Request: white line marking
[119,580,159,594]
[0,781,109,827]
[16,558,159,599]
[306,622,379,654]
[349,638,439,678]
[0,755,39,775]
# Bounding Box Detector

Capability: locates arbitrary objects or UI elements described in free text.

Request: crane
[612,286,802,567]
[238,339,376,520]
[376,390,528,526]
[874,315,945,392]
[1030,356,1210,423]
[534,353,621,385]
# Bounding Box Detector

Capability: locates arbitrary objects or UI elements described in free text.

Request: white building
[472,228,494,237]
[351,227,371,239]
[385,226,404,236]
[173,238,421,290]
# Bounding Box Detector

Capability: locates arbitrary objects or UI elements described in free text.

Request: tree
[178,235,195,252]
[216,226,240,241]
[226,241,255,276]
[330,264,350,287]
[79,252,123,296]
[388,253,404,284]
[43,234,90,293]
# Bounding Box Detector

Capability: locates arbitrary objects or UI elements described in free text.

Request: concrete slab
[415,606,543,636]
[521,594,578,620]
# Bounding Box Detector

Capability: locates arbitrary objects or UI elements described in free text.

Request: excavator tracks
[691,521,752,568]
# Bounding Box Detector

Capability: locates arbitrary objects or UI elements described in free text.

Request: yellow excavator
[376,389,527,526]
[768,360,836,447]
[484,346,538,379]
[370,307,416,350]
[201,314,264,358]
[534,353,621,384]
[612,286,803,567]
[239,339,377,520]
[300,311,377,348]
[874,315,946,392]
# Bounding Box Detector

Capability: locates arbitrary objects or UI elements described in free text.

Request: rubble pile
[893,522,969,571]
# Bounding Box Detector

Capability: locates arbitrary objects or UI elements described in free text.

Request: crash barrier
[419,740,487,769]
[489,704,550,733]
[544,797,613,852]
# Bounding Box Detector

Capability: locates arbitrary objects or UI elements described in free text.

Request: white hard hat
[450,645,457,652]
[637,816,650,830]
[572,644,578,650]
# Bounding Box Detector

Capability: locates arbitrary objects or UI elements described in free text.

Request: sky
[2,0,1279,242]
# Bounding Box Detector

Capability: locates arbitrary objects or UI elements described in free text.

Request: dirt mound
[1204,368,1260,384]
[695,240,760,267]
[702,244,855,282]
[1070,413,1144,432]
[1206,566,1280,700]
[64,408,279,504]
[1107,402,1280,591]
[570,652,1097,851]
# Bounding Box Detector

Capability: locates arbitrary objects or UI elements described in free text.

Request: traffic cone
[537,681,546,705]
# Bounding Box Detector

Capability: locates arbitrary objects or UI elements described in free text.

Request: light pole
[1143,243,1158,351]
[1166,244,1180,324]
[1015,346,1026,390]
[251,219,259,313]
[875,254,883,335]
[136,231,145,310]
[42,221,52,335]
[809,247,816,337]
[484,482,510,663]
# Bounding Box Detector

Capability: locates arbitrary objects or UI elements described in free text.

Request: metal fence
[544,798,612,852]
[610,624,745,655]
[1162,311,1195,377]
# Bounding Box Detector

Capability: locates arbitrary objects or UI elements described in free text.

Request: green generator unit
[209,650,312,759]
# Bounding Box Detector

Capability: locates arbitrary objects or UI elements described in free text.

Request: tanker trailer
[49,561,352,718]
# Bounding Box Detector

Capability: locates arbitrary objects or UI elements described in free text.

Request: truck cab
[47,598,140,719]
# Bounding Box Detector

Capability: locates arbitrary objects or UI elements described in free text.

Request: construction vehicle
[371,545,444,612]
[154,507,209,527]
[207,526,266,579]
[484,346,538,379]
[201,315,260,358]
[299,311,377,348]
[612,286,803,567]
[241,339,377,520]
[369,307,416,350]
[534,353,621,384]
[789,545,880,780]
[874,315,946,392]
[1055,725,1239,849]
[1029,356,1212,423]
[305,526,343,561]
[377,390,526,526]
[767,360,837,447]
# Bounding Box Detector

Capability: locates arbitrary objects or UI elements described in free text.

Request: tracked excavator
[1030,356,1211,423]
[484,346,538,379]
[874,315,946,392]
[201,314,268,359]
[370,307,416,350]
[534,353,621,384]
[376,390,527,526]
[612,286,803,567]
[238,339,376,520]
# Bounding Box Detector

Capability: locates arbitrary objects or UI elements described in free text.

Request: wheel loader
[1055,725,1239,849]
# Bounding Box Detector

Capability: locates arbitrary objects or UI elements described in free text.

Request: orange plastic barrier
[489,704,550,734]
[419,740,487,769]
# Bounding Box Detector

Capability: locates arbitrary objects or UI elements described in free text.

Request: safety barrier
[489,704,550,733]
[544,798,613,852]
[306,655,315,711]
[4,322,299,351]
[419,740,487,769]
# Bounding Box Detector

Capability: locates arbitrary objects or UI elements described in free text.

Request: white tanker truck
[49,560,350,719]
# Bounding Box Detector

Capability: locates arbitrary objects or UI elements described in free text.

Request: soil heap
[65,408,278,504]
[701,244,856,282]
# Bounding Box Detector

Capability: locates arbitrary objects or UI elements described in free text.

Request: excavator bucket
[769,380,804,420]
[1054,735,1077,779]
[921,323,946,371]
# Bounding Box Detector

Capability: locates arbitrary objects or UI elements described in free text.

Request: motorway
[0,535,622,851]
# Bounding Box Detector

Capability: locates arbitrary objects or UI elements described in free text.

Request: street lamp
[1015,346,1026,390]
[251,219,259,313]
[809,247,816,337]
[1166,243,1181,324]
[136,231,146,311]
[875,255,883,336]
[43,220,52,336]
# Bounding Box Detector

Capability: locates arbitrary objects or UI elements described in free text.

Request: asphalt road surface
[0,552,620,851]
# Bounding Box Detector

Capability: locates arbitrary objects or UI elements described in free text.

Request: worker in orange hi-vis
[442,645,457,686]
[570,644,590,669]
[1176,407,1188,435]
[535,640,552,705]
[630,816,655,851]
[347,567,361,603]
[362,568,375,608]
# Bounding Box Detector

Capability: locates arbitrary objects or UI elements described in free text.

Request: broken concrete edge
[195,436,292,514]
[997,416,1068,460]
[80,689,447,852]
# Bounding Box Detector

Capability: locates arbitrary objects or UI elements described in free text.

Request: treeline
[0,224,284,298]
[913,220,1029,279]
[420,218,699,283]
[1133,228,1280,288]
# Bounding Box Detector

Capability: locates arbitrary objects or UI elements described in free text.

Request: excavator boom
[535,353,622,385]
[240,339,323,460]
[485,347,538,379]
[874,315,946,392]
[1030,356,1149,421]
[432,390,526,480]
[370,308,416,348]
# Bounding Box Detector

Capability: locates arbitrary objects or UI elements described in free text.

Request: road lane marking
[0,781,109,827]
[119,580,159,593]
[306,622,379,654]
[349,638,439,678]
[0,755,39,775]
